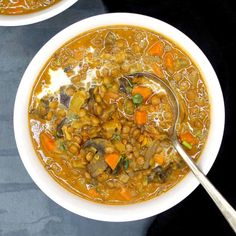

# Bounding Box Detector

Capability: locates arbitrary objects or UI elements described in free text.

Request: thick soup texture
[29,26,210,204]
[0,0,60,15]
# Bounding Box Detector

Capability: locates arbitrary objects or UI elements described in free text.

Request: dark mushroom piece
[147,164,173,183]
[104,31,117,47]
[87,88,95,113]
[83,138,107,156]
[37,98,50,118]
[60,88,71,108]
[118,76,133,94]
[143,140,160,169]
[83,138,112,178]
[147,166,162,182]
[56,118,68,138]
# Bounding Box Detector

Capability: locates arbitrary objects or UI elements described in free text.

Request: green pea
[132,93,143,105]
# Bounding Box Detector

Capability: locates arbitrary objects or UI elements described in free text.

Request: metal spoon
[125,72,236,233]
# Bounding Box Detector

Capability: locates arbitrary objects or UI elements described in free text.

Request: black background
[102,0,236,235]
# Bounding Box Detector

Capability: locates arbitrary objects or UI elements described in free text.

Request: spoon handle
[174,140,236,233]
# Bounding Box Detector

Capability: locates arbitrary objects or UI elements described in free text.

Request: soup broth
[0,0,61,15]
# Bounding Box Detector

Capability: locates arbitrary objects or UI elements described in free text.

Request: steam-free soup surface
[0,0,60,15]
[29,26,210,204]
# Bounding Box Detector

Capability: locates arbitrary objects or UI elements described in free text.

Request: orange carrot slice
[134,110,148,125]
[132,86,153,101]
[40,132,56,153]
[152,63,164,79]
[164,52,175,72]
[148,41,164,56]
[179,132,196,145]
[105,152,121,170]
[154,154,164,165]
[88,188,100,198]
[120,187,132,201]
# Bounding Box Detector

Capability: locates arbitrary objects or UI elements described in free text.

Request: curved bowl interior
[0,0,78,26]
[14,13,225,222]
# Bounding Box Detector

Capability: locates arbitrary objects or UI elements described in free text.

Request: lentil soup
[28,26,210,204]
[0,0,61,15]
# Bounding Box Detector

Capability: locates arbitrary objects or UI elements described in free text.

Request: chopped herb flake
[123,159,130,170]
[112,133,121,141]
[182,140,192,149]
[59,143,66,151]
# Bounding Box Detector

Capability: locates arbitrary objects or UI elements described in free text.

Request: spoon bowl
[123,72,180,138]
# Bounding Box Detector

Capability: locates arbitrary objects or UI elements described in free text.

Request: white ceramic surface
[0,0,78,26]
[14,13,225,222]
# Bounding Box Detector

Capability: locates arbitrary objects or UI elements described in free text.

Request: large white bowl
[14,13,225,222]
[0,0,78,26]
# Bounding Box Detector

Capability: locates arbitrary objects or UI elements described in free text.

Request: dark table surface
[0,0,235,235]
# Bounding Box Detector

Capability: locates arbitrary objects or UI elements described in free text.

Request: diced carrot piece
[132,86,153,101]
[152,63,164,78]
[40,132,56,153]
[154,154,164,165]
[148,41,164,56]
[105,152,121,170]
[120,187,132,201]
[179,132,196,145]
[164,52,174,72]
[103,91,119,104]
[134,110,148,125]
[88,188,100,198]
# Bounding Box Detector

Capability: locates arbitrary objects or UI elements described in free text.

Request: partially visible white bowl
[0,0,78,26]
[14,13,225,222]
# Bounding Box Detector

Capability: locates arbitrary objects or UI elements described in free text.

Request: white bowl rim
[0,0,78,26]
[14,12,225,222]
